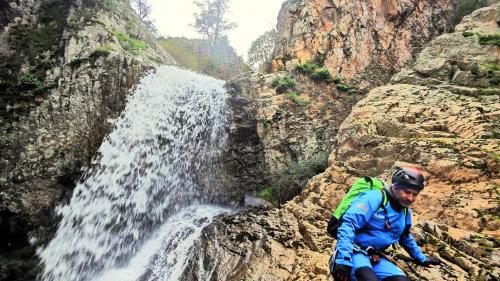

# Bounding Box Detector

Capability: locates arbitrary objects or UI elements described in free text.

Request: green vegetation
[310,67,332,82]
[478,88,500,95]
[295,61,320,75]
[332,75,343,83]
[479,33,500,46]
[463,31,477,37]
[259,187,277,205]
[287,92,308,106]
[262,119,272,129]
[271,76,296,93]
[336,84,350,91]
[463,31,500,46]
[480,62,500,72]
[294,61,333,82]
[158,36,249,80]
[259,152,329,205]
[19,74,53,98]
[112,31,148,52]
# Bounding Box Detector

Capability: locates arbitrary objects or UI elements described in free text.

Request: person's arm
[335,190,383,266]
[399,209,427,264]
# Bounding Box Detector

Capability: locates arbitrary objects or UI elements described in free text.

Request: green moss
[479,33,500,46]
[287,92,308,106]
[112,31,148,53]
[271,76,296,93]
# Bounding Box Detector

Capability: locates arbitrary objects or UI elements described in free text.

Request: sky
[148,0,286,60]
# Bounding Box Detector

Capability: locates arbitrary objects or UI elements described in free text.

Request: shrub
[287,92,308,106]
[295,61,319,75]
[271,76,296,93]
[258,187,277,205]
[266,152,329,205]
[19,74,51,98]
[479,33,500,46]
[310,67,332,82]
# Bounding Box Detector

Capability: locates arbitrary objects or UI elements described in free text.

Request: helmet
[391,167,425,191]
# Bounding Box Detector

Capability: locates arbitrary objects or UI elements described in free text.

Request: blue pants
[351,253,406,280]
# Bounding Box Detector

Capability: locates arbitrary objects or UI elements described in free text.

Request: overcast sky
[148,0,286,60]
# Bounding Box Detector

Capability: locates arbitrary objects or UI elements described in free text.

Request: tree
[191,0,237,47]
[129,0,158,34]
[247,29,277,69]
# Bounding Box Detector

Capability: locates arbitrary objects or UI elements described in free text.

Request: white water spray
[38,66,230,281]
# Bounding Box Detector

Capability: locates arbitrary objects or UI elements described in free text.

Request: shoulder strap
[378,189,390,230]
[365,176,373,189]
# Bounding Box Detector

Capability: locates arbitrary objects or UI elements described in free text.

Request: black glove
[332,264,351,281]
[419,256,442,267]
[327,216,340,237]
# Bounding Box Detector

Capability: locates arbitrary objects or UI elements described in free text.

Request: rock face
[0,0,174,279]
[223,69,362,196]
[273,0,493,89]
[189,3,499,281]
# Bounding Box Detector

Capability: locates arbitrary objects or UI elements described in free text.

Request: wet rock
[195,3,500,280]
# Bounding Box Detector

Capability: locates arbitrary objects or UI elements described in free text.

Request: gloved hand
[419,256,442,267]
[332,264,351,281]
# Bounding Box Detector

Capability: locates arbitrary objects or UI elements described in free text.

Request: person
[331,167,442,281]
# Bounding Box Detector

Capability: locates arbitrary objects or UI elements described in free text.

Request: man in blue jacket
[332,167,441,281]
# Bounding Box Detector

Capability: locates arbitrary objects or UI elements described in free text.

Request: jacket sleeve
[399,209,427,264]
[335,190,383,266]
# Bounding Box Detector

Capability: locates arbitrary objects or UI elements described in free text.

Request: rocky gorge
[187,2,499,281]
[0,0,498,280]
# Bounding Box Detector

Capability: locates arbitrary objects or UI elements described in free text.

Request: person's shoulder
[359,190,384,204]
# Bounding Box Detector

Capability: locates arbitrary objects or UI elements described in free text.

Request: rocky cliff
[0,0,174,279]
[223,70,363,196]
[273,0,493,89]
[187,3,499,281]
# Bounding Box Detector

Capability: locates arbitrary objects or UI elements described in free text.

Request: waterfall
[37,66,231,281]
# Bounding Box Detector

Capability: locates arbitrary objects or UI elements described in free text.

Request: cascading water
[38,66,231,281]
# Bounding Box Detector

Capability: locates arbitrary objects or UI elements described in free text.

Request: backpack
[327,176,406,238]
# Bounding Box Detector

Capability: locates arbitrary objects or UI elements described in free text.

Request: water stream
[37,66,231,281]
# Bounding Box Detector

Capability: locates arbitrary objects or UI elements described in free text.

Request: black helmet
[391,167,425,191]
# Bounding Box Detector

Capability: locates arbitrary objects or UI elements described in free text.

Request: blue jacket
[335,190,427,267]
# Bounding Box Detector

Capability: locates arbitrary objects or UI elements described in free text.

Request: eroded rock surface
[273,0,495,89]
[190,3,500,281]
[223,69,362,195]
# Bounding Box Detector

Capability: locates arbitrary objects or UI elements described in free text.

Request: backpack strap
[378,190,391,230]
